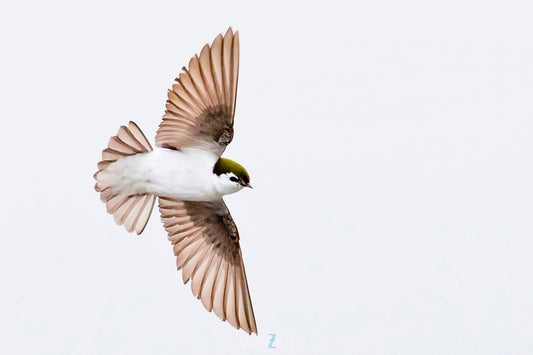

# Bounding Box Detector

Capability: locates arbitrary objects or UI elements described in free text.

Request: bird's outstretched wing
[156,28,239,157]
[158,196,257,334]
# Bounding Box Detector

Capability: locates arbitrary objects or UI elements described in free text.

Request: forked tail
[94,121,156,234]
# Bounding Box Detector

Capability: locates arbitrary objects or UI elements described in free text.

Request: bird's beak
[245,183,253,189]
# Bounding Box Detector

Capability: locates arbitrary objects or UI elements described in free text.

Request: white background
[1,1,532,354]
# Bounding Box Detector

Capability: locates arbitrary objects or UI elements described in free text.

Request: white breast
[103,147,222,201]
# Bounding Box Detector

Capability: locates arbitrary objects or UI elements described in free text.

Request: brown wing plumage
[156,28,239,157]
[158,196,257,334]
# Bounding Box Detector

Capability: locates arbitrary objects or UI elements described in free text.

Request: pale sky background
[1,0,533,354]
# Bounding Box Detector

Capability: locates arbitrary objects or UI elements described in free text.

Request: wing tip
[225,27,237,37]
[155,27,240,153]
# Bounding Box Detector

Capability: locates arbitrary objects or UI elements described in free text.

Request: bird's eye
[230,176,239,182]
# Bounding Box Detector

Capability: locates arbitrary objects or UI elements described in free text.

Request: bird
[93,28,257,335]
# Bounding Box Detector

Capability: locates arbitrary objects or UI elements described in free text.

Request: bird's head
[213,158,252,195]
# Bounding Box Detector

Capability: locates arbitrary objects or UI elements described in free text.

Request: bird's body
[93,28,258,334]
[98,148,242,201]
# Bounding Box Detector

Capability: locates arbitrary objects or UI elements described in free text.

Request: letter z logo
[267,333,277,348]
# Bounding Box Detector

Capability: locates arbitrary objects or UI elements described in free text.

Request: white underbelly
[103,148,220,201]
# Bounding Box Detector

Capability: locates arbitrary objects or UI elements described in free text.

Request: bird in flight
[93,28,257,334]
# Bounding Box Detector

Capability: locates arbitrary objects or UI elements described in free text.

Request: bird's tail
[94,121,156,235]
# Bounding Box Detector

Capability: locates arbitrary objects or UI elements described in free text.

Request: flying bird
[93,28,257,334]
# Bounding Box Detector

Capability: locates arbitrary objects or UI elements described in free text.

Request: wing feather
[212,257,228,320]
[182,239,209,284]
[201,252,222,312]
[190,246,213,297]
[158,196,257,334]
[224,263,239,329]
[187,57,214,108]
[210,34,225,105]
[155,28,239,156]
[198,44,217,107]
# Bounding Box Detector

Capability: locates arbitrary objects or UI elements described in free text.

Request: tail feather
[102,147,130,161]
[94,121,155,235]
